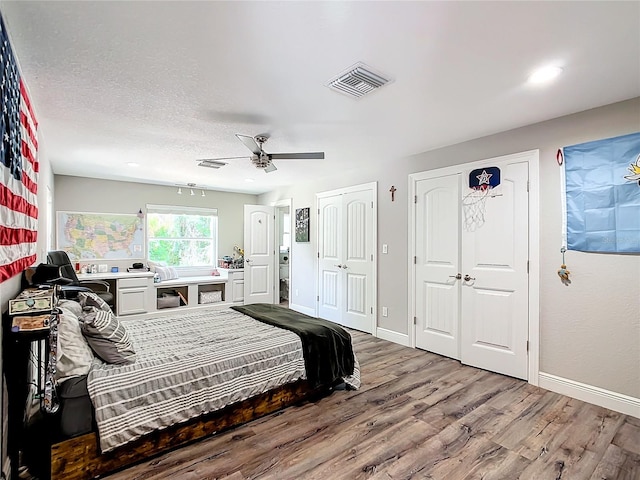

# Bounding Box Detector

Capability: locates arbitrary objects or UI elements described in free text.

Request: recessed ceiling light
[126,162,140,167]
[245,178,255,183]
[528,65,563,85]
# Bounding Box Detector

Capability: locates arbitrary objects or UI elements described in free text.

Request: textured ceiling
[1,1,639,194]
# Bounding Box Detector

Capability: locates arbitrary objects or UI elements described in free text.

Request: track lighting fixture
[176,183,205,197]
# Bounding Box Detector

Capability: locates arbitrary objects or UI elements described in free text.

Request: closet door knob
[334,264,343,268]
[463,274,476,281]
[449,273,462,280]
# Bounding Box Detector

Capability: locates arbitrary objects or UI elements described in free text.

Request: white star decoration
[476,169,493,185]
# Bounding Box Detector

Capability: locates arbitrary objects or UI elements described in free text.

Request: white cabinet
[116,276,152,316]
[230,271,244,303]
[78,271,154,317]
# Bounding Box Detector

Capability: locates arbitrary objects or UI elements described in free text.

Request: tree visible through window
[147,205,217,267]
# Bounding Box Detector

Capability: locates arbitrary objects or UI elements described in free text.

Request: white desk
[77,271,155,316]
[78,270,244,316]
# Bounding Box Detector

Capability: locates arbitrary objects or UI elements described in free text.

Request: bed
[28,298,360,480]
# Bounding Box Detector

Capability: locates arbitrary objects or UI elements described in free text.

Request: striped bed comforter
[87,308,359,452]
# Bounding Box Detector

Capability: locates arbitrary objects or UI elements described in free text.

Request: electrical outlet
[382,244,388,254]
[382,306,388,317]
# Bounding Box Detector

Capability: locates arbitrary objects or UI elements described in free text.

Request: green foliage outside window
[147,213,216,266]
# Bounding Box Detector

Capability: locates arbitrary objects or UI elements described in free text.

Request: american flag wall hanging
[0,14,39,282]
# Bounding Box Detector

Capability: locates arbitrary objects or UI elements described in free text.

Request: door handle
[449,273,462,280]
[245,259,251,263]
[342,264,348,269]
[463,274,476,281]
[334,264,343,268]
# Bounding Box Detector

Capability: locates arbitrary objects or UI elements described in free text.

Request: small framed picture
[295,207,310,242]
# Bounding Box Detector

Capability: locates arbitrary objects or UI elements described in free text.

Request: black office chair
[46,251,114,308]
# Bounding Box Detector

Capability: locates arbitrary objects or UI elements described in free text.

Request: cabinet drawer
[231,271,244,280]
[119,277,149,289]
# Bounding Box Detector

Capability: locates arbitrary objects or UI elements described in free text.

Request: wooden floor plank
[95,329,639,480]
[589,444,640,480]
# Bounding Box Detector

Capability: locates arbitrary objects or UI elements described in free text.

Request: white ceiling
[1,1,639,194]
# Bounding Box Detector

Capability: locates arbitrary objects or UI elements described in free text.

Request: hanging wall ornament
[557,247,571,285]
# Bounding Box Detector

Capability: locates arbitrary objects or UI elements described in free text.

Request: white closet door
[317,195,343,323]
[317,184,376,334]
[413,154,531,380]
[243,205,275,305]
[341,189,374,333]
[461,160,529,379]
[415,174,461,358]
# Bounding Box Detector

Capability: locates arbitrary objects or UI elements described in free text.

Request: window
[146,204,217,267]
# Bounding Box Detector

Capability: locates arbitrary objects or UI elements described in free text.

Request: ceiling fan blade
[195,156,248,162]
[264,163,278,173]
[269,152,325,160]
[236,134,262,155]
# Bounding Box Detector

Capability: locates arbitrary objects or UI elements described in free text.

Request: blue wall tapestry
[563,132,640,253]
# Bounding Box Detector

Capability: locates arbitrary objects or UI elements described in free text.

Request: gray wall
[260,97,640,399]
[54,176,258,270]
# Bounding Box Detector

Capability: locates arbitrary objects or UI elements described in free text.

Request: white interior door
[415,174,461,359]
[317,195,342,323]
[244,205,275,305]
[317,183,376,333]
[461,160,529,379]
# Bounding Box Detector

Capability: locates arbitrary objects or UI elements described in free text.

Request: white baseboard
[538,372,640,418]
[289,302,315,317]
[375,327,410,347]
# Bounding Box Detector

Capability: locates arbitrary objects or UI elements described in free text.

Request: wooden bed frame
[50,379,330,480]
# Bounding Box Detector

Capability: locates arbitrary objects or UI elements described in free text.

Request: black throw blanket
[231,304,354,387]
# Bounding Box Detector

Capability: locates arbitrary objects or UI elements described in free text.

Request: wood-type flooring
[104,330,639,480]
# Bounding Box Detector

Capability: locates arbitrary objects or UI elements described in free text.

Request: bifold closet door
[318,189,374,333]
[414,156,530,380]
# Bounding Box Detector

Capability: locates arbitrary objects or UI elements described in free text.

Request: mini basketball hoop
[463,167,500,231]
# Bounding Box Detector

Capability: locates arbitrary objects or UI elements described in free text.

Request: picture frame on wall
[295,207,310,242]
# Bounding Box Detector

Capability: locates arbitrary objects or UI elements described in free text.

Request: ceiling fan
[198,134,324,173]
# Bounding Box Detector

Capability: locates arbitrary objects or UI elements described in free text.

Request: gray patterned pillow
[78,291,111,312]
[56,306,95,382]
[80,307,136,365]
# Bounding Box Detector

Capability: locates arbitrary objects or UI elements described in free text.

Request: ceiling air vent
[326,62,392,99]
[198,159,227,169]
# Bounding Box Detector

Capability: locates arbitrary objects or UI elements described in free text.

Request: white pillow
[147,260,166,271]
[155,265,179,281]
[56,306,95,383]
